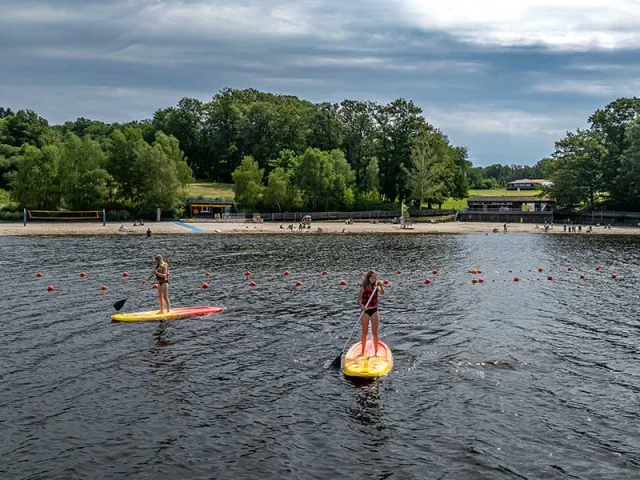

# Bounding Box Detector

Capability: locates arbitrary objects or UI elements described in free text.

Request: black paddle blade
[113,298,127,311]
[329,354,342,369]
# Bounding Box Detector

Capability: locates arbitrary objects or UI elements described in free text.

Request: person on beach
[358,270,385,357]
[145,254,170,313]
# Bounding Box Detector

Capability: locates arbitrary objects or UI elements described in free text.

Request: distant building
[507,179,553,190]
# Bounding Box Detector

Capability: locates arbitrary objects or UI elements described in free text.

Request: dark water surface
[1,233,640,479]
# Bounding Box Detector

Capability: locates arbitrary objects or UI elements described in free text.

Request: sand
[1,220,638,236]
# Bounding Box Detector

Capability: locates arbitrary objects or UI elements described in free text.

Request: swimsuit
[361,286,379,316]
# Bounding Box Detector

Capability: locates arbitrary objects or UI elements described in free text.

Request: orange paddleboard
[343,340,393,378]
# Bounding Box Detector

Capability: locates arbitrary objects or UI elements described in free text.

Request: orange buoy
[322,270,328,276]
[284,270,290,276]
[424,279,431,285]
[295,280,302,287]
[101,285,108,290]
[339,280,347,286]
[202,283,209,289]
[205,272,211,277]
[249,281,256,287]
[471,279,478,284]
[79,272,86,277]
[152,283,159,289]
[547,275,553,281]
[47,285,54,291]
[36,272,43,278]
[122,272,129,277]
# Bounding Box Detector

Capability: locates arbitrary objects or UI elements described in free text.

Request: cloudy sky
[1,0,639,166]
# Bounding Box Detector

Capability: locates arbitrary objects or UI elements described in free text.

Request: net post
[103,209,106,226]
[23,208,27,226]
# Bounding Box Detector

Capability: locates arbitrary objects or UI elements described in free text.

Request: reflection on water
[1,233,640,479]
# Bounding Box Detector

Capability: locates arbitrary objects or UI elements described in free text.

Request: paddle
[329,285,378,369]
[113,283,148,311]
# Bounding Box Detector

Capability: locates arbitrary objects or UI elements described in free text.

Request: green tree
[548,129,607,210]
[232,156,264,211]
[264,167,293,212]
[9,145,63,208]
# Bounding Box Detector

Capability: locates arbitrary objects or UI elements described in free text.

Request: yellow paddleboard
[343,340,393,378]
[111,306,223,322]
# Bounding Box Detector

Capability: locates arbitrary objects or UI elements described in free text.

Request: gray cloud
[1,0,638,165]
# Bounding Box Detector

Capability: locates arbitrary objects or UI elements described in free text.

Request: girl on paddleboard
[358,270,385,356]
[146,254,170,313]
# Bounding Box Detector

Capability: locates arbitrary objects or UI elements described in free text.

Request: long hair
[361,269,377,288]
[154,255,164,269]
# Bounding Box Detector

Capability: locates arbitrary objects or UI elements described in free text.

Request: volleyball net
[24,209,106,226]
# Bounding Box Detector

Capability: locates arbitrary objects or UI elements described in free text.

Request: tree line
[544,97,640,211]
[0,88,472,215]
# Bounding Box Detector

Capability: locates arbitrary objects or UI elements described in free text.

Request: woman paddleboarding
[145,254,171,313]
[358,270,384,357]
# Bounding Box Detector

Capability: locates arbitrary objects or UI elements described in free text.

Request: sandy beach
[1,220,638,236]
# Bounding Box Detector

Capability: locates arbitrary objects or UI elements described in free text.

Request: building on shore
[459,195,555,223]
[506,179,553,190]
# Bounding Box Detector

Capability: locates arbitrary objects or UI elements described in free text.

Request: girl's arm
[376,281,385,295]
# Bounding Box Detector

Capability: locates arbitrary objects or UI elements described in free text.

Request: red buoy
[122,272,129,277]
[424,279,431,285]
[284,270,290,276]
[47,285,54,291]
[339,280,347,286]
[322,270,328,276]
[612,273,617,280]
[79,272,86,277]
[295,280,302,287]
[152,283,158,289]
[580,275,585,280]
[538,268,543,272]
[202,283,209,289]
[245,271,251,277]
[249,281,256,287]
[383,279,389,286]
[567,267,573,272]
[36,272,43,278]
[396,269,402,274]
[205,272,211,277]
[514,277,520,282]
[596,266,601,271]
[547,275,553,281]
[479,278,485,283]
[432,270,438,275]
[101,285,108,291]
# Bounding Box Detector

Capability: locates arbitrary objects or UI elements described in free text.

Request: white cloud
[423,105,579,137]
[395,0,640,50]
[533,78,640,96]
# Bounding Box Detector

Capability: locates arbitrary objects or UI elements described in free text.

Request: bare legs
[360,310,380,356]
[158,283,171,313]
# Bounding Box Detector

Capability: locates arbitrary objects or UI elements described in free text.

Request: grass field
[187,181,235,200]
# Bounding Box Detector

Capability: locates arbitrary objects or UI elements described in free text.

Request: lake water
[1,233,639,479]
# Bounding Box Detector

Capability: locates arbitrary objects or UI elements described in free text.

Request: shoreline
[1,220,639,236]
